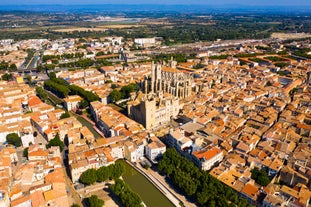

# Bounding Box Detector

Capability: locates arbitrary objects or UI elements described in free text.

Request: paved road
[63,168,83,206]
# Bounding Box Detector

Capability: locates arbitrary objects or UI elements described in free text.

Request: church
[143,61,193,99]
[127,61,192,129]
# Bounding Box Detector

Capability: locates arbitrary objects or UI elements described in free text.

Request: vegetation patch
[251,167,271,186]
[158,148,251,207]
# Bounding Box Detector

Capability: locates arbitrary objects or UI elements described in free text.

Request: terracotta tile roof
[10,195,32,207]
[241,183,259,200]
[161,66,180,73]
[28,96,43,107]
[45,168,64,183]
[31,190,45,207]
[192,147,222,161]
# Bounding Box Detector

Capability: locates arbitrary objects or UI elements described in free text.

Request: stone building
[143,61,193,99]
[127,91,181,130]
[127,61,191,129]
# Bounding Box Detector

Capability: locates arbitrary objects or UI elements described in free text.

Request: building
[134,38,156,47]
[145,135,166,163]
[127,91,181,129]
[63,95,82,111]
[191,146,223,171]
[143,62,193,99]
[90,101,143,137]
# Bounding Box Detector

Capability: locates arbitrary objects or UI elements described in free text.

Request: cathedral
[143,61,193,99]
[127,61,193,129]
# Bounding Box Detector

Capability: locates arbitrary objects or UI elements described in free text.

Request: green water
[70,113,102,138]
[118,160,175,207]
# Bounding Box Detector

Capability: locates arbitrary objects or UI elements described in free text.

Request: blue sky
[2,0,311,6]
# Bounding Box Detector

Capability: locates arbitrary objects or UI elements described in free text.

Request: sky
[1,0,311,6]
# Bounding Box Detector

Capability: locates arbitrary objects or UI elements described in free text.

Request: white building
[110,143,124,159]
[63,95,83,111]
[192,146,223,171]
[168,128,193,152]
[145,136,166,163]
[134,38,156,47]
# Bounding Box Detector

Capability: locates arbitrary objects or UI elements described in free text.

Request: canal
[118,160,175,207]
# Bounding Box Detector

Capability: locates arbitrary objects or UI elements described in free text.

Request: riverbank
[119,160,176,207]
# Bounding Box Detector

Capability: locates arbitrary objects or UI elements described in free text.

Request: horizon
[1,0,311,6]
[1,3,311,13]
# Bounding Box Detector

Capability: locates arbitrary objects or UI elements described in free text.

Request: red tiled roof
[192,147,222,160]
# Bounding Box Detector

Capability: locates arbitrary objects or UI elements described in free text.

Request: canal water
[118,160,175,207]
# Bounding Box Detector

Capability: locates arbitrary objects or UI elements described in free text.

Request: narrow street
[63,168,83,206]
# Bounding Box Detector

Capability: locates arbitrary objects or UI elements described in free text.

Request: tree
[23,147,29,158]
[109,89,122,102]
[26,75,32,85]
[105,79,113,84]
[46,133,64,152]
[96,162,125,182]
[158,148,251,207]
[71,204,80,207]
[78,99,89,109]
[265,81,272,86]
[44,80,70,98]
[60,111,70,119]
[9,64,17,71]
[68,85,99,103]
[120,83,139,99]
[36,65,44,73]
[48,72,56,80]
[6,133,22,147]
[110,179,143,207]
[85,195,104,207]
[96,166,110,182]
[35,87,48,101]
[80,169,97,185]
[251,167,271,186]
[1,73,13,81]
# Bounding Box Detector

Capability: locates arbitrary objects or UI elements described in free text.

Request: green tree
[265,81,272,86]
[23,147,29,158]
[68,85,99,103]
[158,148,251,207]
[36,65,44,73]
[9,64,17,71]
[46,133,64,151]
[110,179,143,207]
[48,72,56,80]
[26,75,32,85]
[60,111,70,119]
[71,204,80,207]
[35,87,48,101]
[78,100,89,109]
[96,166,110,182]
[96,162,125,182]
[1,73,13,81]
[6,133,22,147]
[120,83,139,98]
[80,169,97,185]
[44,79,70,98]
[86,195,104,207]
[46,64,56,71]
[251,167,271,186]
[109,89,122,102]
